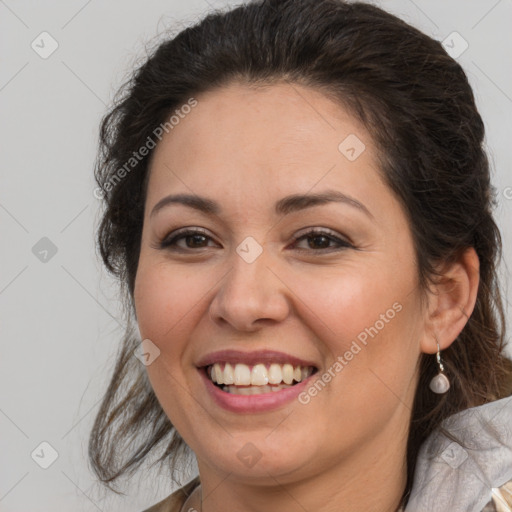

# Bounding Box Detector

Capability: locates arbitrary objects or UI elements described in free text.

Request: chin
[197,435,320,483]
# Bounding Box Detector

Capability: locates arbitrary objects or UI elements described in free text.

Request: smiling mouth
[204,362,318,395]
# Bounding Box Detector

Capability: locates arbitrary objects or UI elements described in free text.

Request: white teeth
[282,364,294,385]
[234,363,251,385]
[212,364,223,385]
[208,362,315,388]
[251,364,269,385]
[268,363,283,384]
[223,363,234,385]
[222,384,294,395]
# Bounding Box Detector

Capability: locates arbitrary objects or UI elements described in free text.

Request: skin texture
[133,82,480,512]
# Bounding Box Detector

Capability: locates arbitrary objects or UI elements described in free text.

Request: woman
[89,0,512,510]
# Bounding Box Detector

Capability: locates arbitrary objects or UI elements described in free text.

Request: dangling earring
[429,341,450,394]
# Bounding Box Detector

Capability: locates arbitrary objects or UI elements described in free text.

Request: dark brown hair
[89,0,512,505]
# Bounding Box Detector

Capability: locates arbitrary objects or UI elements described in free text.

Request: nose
[208,245,290,331]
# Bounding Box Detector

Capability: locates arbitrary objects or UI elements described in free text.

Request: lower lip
[198,367,317,413]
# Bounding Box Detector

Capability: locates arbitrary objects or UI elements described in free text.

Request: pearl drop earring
[429,341,450,394]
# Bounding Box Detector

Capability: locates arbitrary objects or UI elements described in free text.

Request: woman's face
[134,82,427,485]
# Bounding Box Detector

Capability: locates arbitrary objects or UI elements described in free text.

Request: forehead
[145,81,386,212]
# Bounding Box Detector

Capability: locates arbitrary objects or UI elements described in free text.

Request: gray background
[1,0,511,510]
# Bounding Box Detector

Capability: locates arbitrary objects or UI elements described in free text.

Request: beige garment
[142,477,512,512]
[143,477,200,512]
[482,480,512,512]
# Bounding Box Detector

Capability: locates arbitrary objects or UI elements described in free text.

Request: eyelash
[157,227,353,253]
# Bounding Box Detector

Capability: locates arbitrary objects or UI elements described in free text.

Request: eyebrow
[150,190,373,219]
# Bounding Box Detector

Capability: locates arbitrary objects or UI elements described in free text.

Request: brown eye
[183,234,208,248]
[305,234,331,249]
[160,228,218,250]
[293,228,353,253]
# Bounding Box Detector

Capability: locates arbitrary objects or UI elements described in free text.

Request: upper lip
[196,349,319,369]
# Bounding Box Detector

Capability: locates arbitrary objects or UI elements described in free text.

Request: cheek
[296,262,421,400]
[133,260,208,429]
[133,261,203,351]
[300,263,412,347]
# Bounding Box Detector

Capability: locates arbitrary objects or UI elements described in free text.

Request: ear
[420,247,480,354]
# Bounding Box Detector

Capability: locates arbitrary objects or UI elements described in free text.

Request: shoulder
[141,476,201,512]
[405,396,512,511]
